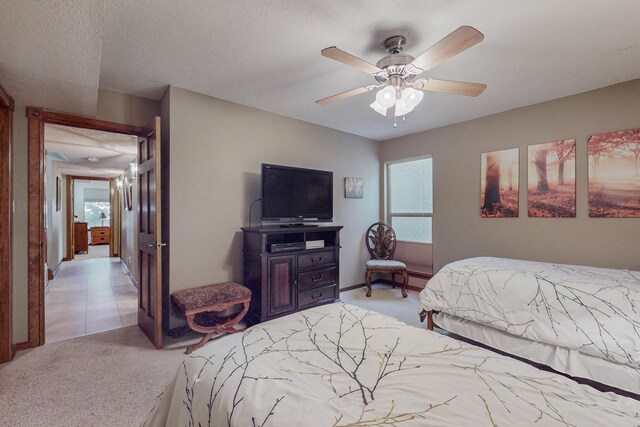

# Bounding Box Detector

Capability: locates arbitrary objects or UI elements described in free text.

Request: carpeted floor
[0,283,421,426]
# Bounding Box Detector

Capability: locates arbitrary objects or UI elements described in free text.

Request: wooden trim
[27,108,46,348]
[339,280,425,294]
[339,283,366,293]
[25,107,150,351]
[36,109,145,136]
[407,269,433,280]
[0,89,14,363]
[13,341,32,352]
[65,176,74,260]
[0,83,14,111]
[377,279,424,293]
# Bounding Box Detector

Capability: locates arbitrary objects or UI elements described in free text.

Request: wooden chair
[365,222,408,298]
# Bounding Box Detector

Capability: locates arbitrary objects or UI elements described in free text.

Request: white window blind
[386,157,433,244]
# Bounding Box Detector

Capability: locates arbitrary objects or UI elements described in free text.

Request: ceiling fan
[316,26,487,127]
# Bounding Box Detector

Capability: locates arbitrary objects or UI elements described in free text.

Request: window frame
[384,155,433,245]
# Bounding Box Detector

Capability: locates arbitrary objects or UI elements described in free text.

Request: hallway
[45,253,138,343]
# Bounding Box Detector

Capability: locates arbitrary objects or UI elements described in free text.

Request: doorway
[43,125,139,342]
[25,109,165,350]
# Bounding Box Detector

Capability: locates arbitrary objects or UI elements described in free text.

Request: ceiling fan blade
[321,47,382,75]
[411,26,484,72]
[415,78,486,97]
[315,85,376,105]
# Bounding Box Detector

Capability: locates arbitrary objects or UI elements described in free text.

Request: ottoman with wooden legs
[169,282,251,354]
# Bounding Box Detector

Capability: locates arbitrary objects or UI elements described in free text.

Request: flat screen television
[261,164,333,223]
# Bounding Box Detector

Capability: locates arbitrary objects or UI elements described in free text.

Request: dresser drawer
[92,236,109,245]
[298,266,337,291]
[298,284,337,310]
[297,250,336,271]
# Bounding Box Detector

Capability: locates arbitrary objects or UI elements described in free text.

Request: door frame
[24,108,147,350]
[65,175,116,261]
[0,84,14,363]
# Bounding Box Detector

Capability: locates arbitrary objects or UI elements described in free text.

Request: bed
[419,256,640,395]
[143,303,640,426]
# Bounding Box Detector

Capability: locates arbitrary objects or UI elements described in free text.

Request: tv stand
[241,225,342,324]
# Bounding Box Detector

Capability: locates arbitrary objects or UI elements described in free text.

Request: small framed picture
[55,176,61,211]
[344,177,363,198]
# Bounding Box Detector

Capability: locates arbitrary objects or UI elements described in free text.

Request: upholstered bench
[169,282,251,354]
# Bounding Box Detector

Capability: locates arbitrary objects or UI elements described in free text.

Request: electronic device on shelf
[261,164,333,225]
[305,240,325,250]
[270,241,307,253]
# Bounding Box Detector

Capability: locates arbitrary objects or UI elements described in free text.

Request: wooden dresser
[242,225,342,324]
[91,226,110,245]
[74,222,88,253]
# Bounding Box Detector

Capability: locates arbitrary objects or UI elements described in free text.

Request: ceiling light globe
[394,99,414,117]
[376,86,397,109]
[402,87,424,109]
[369,100,387,116]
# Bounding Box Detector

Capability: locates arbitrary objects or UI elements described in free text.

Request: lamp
[129,162,138,180]
[100,211,107,226]
[370,85,424,126]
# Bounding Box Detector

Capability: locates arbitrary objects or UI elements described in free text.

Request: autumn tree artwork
[480,148,519,217]
[588,128,640,217]
[527,140,576,217]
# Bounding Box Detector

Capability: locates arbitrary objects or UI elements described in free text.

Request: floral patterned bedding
[419,257,640,368]
[143,303,640,426]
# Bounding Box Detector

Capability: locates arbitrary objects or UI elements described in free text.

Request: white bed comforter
[420,257,640,368]
[143,303,640,426]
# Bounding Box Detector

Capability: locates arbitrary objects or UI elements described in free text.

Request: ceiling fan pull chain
[393,116,398,128]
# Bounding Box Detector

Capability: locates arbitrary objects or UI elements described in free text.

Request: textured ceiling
[99,0,640,140]
[0,0,104,115]
[45,124,137,178]
[1,1,640,140]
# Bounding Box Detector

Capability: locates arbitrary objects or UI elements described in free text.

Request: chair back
[366,222,397,260]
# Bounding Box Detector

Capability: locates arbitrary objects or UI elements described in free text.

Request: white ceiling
[2,1,640,141]
[45,124,137,178]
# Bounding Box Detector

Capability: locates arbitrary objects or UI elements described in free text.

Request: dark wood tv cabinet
[241,225,342,324]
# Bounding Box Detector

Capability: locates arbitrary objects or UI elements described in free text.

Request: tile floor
[45,247,138,343]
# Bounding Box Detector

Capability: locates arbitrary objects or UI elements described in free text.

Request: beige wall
[11,90,160,343]
[167,86,380,326]
[45,156,66,273]
[120,165,139,283]
[381,79,640,273]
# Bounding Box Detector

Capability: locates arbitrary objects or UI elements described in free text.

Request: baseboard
[407,270,432,280]
[339,281,423,293]
[14,340,34,352]
[377,279,423,293]
[339,283,366,293]
[120,259,139,289]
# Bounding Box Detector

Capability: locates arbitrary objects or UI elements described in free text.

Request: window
[84,201,110,228]
[386,156,433,244]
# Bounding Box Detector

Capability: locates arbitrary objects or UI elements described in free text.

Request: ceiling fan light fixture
[375,86,397,109]
[394,99,413,117]
[401,87,424,109]
[369,100,387,116]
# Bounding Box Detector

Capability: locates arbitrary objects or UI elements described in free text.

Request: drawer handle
[312,274,324,283]
[311,293,323,301]
[311,256,323,264]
